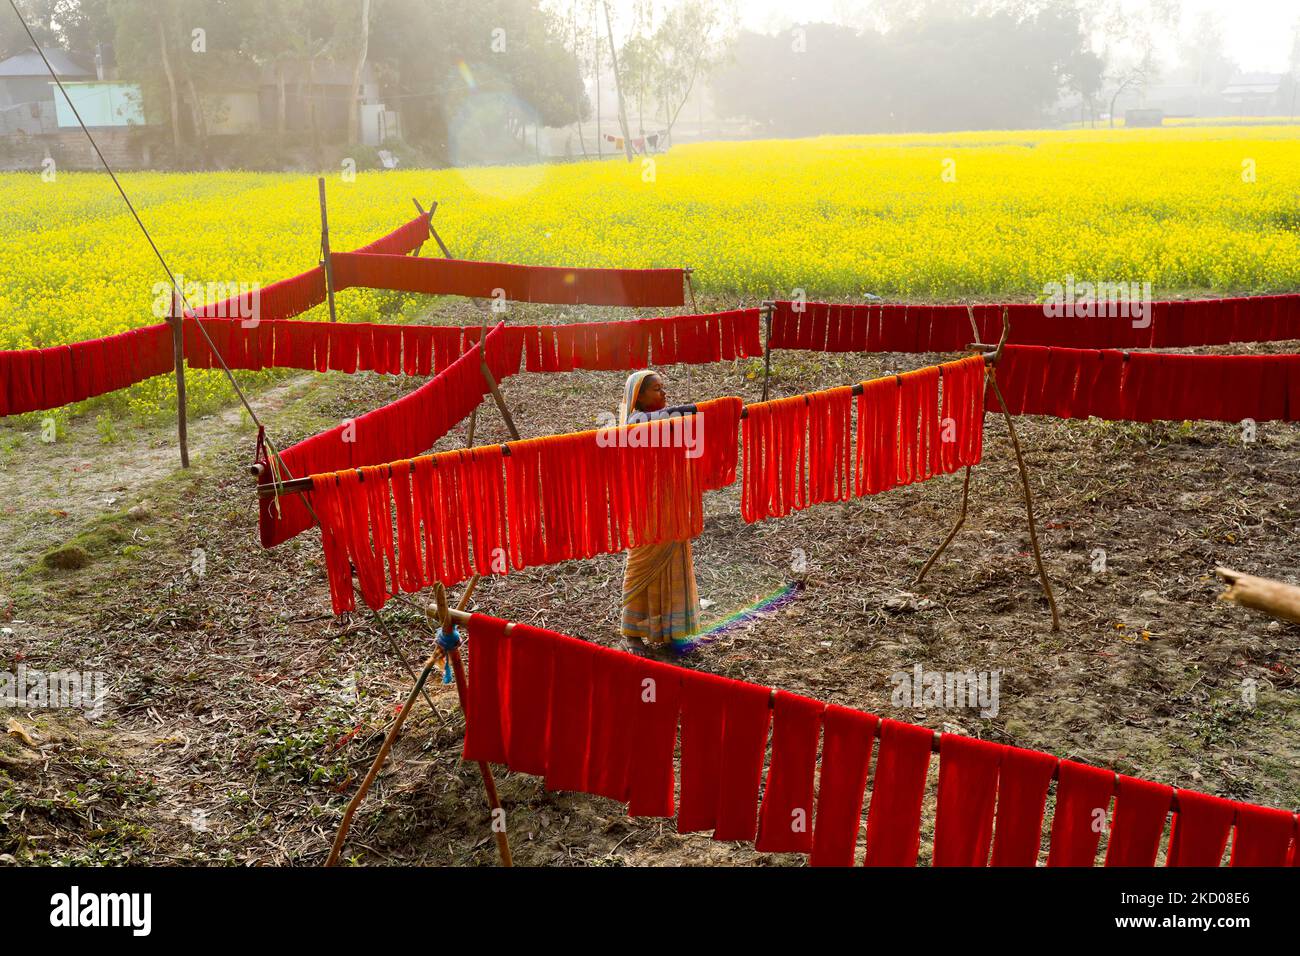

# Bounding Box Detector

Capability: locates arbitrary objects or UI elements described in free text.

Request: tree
[654,0,731,137]
[1175,9,1236,114]
[1106,49,1156,126]
[109,0,188,151]
[0,0,58,60]
[602,0,633,159]
[14,0,592,166]
[620,0,732,141]
[343,0,372,144]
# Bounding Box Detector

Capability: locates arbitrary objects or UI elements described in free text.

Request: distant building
[1220,73,1285,114]
[202,84,262,135]
[0,46,93,136]
[52,81,145,128]
[259,59,384,135]
[1125,108,1164,128]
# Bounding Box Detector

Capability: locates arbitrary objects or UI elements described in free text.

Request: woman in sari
[619,369,701,656]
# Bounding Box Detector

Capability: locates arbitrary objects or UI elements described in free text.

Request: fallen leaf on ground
[5,718,38,748]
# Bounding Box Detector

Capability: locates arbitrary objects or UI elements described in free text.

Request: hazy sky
[588,0,1300,74]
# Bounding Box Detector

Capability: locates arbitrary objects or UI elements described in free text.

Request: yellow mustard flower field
[2,124,1298,414]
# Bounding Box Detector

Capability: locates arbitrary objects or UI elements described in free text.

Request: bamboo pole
[760,300,774,402]
[410,197,436,256]
[481,364,520,441]
[319,177,338,323]
[914,304,992,585]
[436,584,512,867]
[915,465,972,585]
[170,290,190,469]
[324,583,496,867]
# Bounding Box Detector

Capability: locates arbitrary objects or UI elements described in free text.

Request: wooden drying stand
[325,581,512,867]
[744,297,1057,629]
[319,217,521,864]
[914,306,1060,632]
[759,300,775,402]
[319,177,338,323]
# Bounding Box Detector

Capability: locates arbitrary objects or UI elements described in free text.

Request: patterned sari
[618,370,702,647]
[621,538,701,646]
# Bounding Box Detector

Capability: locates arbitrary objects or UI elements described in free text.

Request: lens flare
[456,59,477,90]
[673,581,806,656]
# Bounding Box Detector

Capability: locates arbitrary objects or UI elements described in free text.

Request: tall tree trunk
[346,0,371,145]
[157,19,183,154]
[601,0,633,161]
[276,61,287,137]
[573,2,587,157]
[184,71,208,162]
[594,4,602,158]
[666,49,706,139]
[308,55,322,170]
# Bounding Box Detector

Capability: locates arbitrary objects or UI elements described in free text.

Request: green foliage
[254,704,357,786]
[94,412,119,444]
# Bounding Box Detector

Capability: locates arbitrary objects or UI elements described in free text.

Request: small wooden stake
[318,177,338,323]
[760,300,774,402]
[410,197,436,256]
[170,290,189,469]
[915,465,972,585]
[988,370,1060,631]
[481,363,520,441]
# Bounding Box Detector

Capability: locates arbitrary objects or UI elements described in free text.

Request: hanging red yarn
[862,719,933,866]
[807,387,855,506]
[308,396,741,608]
[932,734,1004,866]
[1103,775,1173,867]
[989,745,1059,866]
[454,614,1297,867]
[331,252,686,307]
[260,324,510,547]
[1166,789,1236,866]
[991,346,1300,424]
[1046,759,1115,867]
[740,394,807,522]
[809,705,877,867]
[1229,803,1298,867]
[677,670,771,840]
[770,294,1300,352]
[741,358,984,524]
[755,690,823,855]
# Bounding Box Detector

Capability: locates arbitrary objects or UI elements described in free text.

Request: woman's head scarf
[619,369,658,426]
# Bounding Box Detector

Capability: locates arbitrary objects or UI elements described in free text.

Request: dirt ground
[2,295,1297,867]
